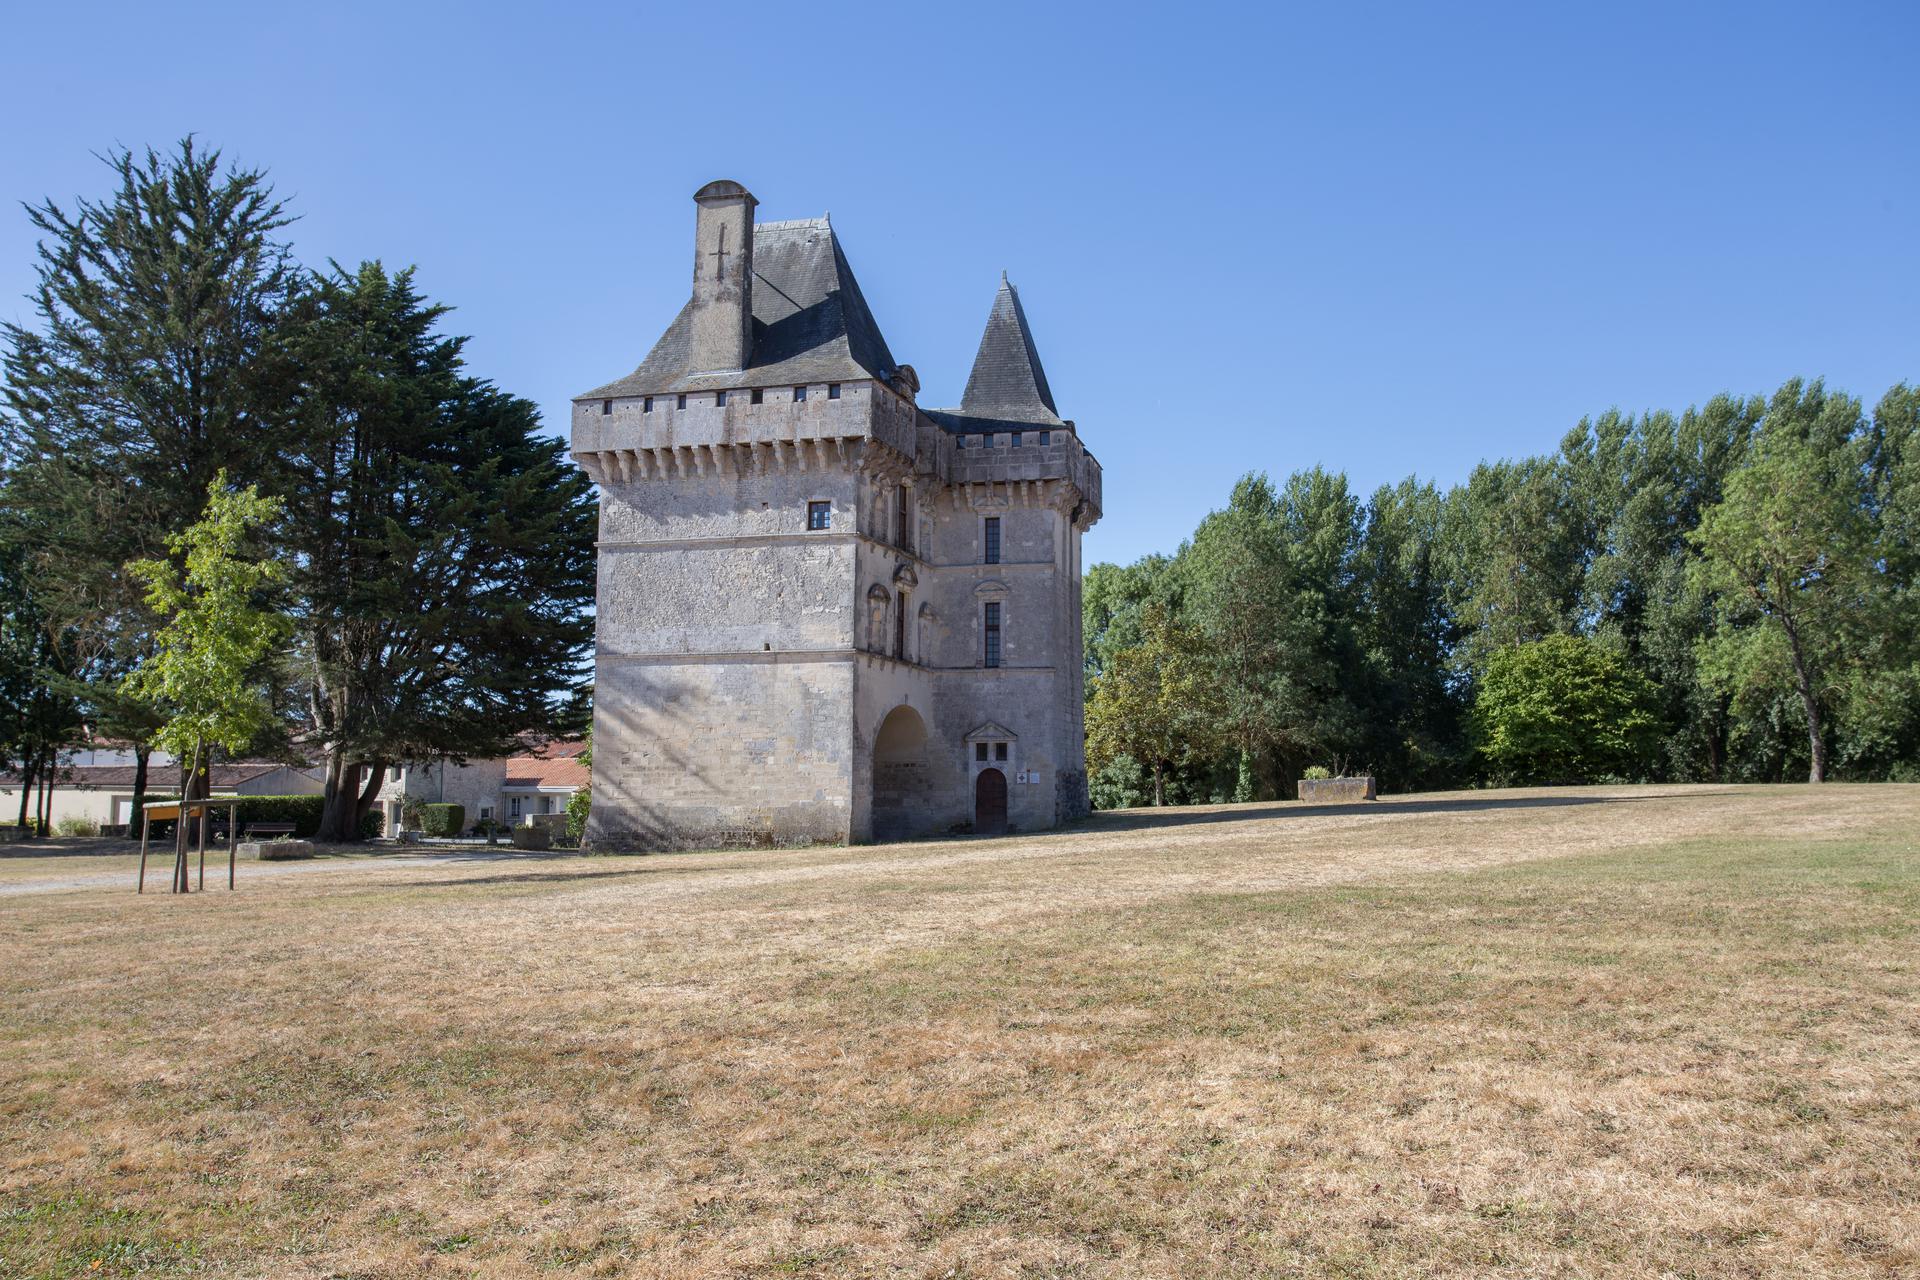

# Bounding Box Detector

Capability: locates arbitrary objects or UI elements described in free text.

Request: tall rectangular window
[897,485,911,550]
[676,394,687,410]
[715,390,727,407]
[1039,431,1050,445]
[643,396,654,413]
[895,590,907,658]
[984,517,1001,565]
[794,385,807,402]
[1010,431,1022,447]
[751,388,764,405]
[827,383,841,399]
[601,399,612,415]
[807,501,832,530]
[983,602,1001,668]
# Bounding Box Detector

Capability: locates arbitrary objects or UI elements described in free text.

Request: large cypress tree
[277,262,596,840]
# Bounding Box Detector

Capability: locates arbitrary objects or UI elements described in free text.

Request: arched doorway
[871,705,928,841]
[974,768,1007,835]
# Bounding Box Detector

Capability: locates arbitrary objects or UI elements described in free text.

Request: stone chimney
[688,179,756,374]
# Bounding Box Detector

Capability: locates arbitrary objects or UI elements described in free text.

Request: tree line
[1085,379,1920,805]
[0,140,596,840]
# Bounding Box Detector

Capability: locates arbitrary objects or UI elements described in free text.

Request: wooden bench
[243,822,297,840]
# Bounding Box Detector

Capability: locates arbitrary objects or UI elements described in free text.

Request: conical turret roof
[955,275,1063,425]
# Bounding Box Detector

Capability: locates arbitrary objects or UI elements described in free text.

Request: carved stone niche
[866,583,891,652]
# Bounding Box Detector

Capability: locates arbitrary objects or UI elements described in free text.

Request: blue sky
[4,1,1915,566]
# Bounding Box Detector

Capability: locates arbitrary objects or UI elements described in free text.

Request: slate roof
[927,275,1067,433]
[579,218,900,399]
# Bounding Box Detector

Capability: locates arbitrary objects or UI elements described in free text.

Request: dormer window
[601,399,612,416]
[827,383,841,400]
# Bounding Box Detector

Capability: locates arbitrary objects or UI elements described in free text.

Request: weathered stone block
[245,839,316,860]
[1297,776,1377,804]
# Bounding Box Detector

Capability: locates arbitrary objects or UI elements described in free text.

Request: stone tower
[570,181,1102,850]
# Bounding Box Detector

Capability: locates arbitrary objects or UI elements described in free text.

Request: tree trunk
[1780,615,1827,783]
[1151,762,1165,807]
[35,753,52,837]
[317,753,385,842]
[173,749,192,893]
[14,752,35,830]
[130,746,150,839]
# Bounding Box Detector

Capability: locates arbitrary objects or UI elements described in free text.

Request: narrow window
[676,394,687,410]
[794,385,807,402]
[984,517,1001,565]
[715,390,728,407]
[827,383,841,400]
[643,396,654,413]
[510,797,522,818]
[976,742,988,762]
[895,590,907,658]
[1039,431,1050,445]
[983,602,1001,668]
[807,501,832,531]
[751,388,764,405]
[389,765,400,782]
[1010,431,1022,447]
[897,485,911,550]
[995,742,1009,761]
[601,399,612,415]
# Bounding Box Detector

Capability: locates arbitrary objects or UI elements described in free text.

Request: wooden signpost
[137,798,241,894]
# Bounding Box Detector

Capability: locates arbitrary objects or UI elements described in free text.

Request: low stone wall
[244,839,316,861]
[510,825,553,850]
[1297,776,1377,804]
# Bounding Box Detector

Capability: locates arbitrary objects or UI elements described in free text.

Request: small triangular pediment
[964,720,1018,742]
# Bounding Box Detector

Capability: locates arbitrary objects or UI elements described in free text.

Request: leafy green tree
[275,263,596,840]
[1691,382,1873,783]
[1086,603,1222,806]
[122,474,288,888]
[1470,634,1660,784]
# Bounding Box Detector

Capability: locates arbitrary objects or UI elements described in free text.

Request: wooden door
[974,768,1008,835]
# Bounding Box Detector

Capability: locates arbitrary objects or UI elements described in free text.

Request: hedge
[144,794,382,841]
[421,803,465,838]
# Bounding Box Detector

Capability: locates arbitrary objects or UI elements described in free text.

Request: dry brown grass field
[2,784,1916,1279]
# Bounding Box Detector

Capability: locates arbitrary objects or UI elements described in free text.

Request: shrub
[1302,765,1333,781]
[55,815,101,837]
[399,794,428,832]
[421,803,465,838]
[564,787,590,846]
[1471,634,1660,785]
